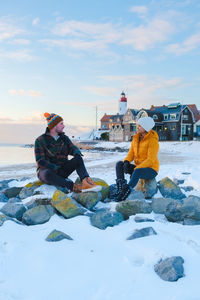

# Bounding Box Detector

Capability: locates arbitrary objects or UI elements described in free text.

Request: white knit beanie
[137,117,155,132]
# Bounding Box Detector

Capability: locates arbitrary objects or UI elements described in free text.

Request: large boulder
[126,190,145,201]
[127,227,157,240]
[158,177,185,199]
[22,205,55,225]
[135,178,158,199]
[72,191,102,210]
[3,187,23,199]
[46,229,73,242]
[52,190,85,219]
[116,199,152,220]
[90,209,124,230]
[152,197,177,214]
[165,201,183,222]
[154,256,184,282]
[0,202,26,221]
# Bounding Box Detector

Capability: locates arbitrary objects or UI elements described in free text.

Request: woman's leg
[128,168,157,189]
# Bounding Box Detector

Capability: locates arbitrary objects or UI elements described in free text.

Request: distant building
[119,91,127,115]
[109,114,124,142]
[100,114,113,130]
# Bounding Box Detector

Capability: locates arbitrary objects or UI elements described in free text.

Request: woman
[115,116,159,201]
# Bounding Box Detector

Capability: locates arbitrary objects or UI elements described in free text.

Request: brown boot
[73,183,82,193]
[81,177,95,190]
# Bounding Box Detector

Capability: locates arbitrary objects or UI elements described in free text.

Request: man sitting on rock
[114,116,159,201]
[34,112,94,192]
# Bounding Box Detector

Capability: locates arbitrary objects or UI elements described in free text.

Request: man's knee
[39,169,54,183]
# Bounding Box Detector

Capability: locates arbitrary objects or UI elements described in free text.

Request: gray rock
[46,229,73,242]
[158,177,186,199]
[7,197,21,203]
[134,216,155,223]
[25,199,38,210]
[165,201,184,222]
[0,214,9,226]
[22,205,54,225]
[100,185,109,202]
[90,209,124,230]
[116,199,152,220]
[135,178,158,199]
[152,197,177,214]
[0,202,26,220]
[181,186,194,192]
[19,186,37,199]
[173,179,184,185]
[0,192,8,202]
[3,187,23,199]
[183,219,200,225]
[127,227,157,240]
[154,256,184,282]
[0,179,14,191]
[72,191,102,210]
[126,190,145,201]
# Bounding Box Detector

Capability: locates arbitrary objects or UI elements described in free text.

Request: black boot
[110,179,126,199]
[116,183,131,202]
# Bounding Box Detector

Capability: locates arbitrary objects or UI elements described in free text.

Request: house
[122,108,140,141]
[109,114,124,142]
[150,103,195,141]
[100,114,113,130]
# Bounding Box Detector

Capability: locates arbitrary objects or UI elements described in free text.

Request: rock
[22,205,55,225]
[183,219,200,225]
[52,190,85,219]
[0,179,14,191]
[72,191,101,210]
[100,186,109,202]
[75,177,109,188]
[154,256,184,282]
[7,197,21,203]
[46,229,73,242]
[0,192,8,202]
[126,190,145,201]
[0,202,26,220]
[181,186,194,192]
[173,179,184,185]
[152,197,176,214]
[35,198,52,205]
[158,177,186,199]
[19,186,38,199]
[135,178,158,199]
[127,227,157,240]
[25,181,43,188]
[134,216,155,223]
[165,196,200,223]
[182,172,190,175]
[165,201,183,222]
[90,209,124,230]
[3,187,23,199]
[24,199,38,210]
[116,200,152,220]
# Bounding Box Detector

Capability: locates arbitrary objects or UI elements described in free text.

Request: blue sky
[0,0,200,143]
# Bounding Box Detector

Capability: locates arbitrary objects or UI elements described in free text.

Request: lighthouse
[119,91,127,115]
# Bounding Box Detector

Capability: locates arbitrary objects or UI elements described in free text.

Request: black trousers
[116,161,157,189]
[38,155,89,190]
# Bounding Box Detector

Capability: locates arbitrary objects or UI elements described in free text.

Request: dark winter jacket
[34,128,82,171]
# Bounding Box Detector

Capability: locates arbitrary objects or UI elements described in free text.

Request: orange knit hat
[44,112,63,130]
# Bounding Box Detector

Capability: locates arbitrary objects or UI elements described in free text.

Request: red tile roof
[100,114,113,122]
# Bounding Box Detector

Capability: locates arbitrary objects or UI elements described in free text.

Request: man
[34,112,94,192]
[114,116,159,201]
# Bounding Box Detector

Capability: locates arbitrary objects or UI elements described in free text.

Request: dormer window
[164,114,168,120]
[153,114,158,120]
[170,114,176,120]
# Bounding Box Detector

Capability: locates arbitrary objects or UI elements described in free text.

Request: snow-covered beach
[0,141,200,300]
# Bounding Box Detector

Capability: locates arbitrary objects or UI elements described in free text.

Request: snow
[0,141,200,300]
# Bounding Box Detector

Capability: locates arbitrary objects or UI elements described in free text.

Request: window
[182,125,186,135]
[164,114,168,120]
[153,114,158,120]
[170,124,176,130]
[170,114,176,120]
[182,115,188,120]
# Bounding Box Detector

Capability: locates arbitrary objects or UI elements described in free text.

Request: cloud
[83,86,118,97]
[130,6,148,17]
[0,49,35,62]
[120,18,174,50]
[0,17,25,42]
[9,89,43,97]
[32,18,40,26]
[167,32,200,55]
[8,39,30,45]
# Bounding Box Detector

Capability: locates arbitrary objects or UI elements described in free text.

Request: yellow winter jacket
[123,130,159,172]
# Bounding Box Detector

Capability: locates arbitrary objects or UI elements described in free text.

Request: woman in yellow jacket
[115,116,159,201]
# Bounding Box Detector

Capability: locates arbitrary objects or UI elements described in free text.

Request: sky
[0,0,200,143]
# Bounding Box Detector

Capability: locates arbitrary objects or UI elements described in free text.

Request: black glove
[123,160,131,174]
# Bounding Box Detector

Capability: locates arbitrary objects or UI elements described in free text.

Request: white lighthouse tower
[119,91,127,115]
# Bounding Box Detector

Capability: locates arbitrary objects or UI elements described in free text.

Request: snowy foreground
[1,141,200,300]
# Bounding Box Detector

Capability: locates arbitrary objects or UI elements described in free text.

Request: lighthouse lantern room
[119,91,127,115]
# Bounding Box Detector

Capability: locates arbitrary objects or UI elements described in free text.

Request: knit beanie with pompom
[44,112,63,130]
